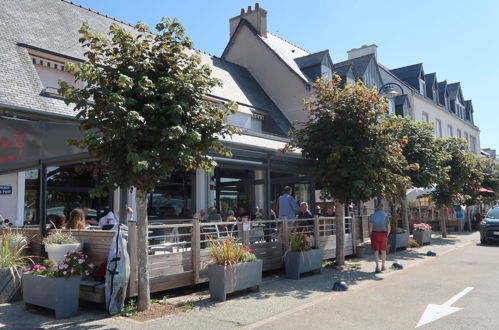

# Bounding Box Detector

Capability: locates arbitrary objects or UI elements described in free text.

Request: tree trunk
[440,206,447,238]
[399,188,410,233]
[335,199,345,266]
[135,187,150,311]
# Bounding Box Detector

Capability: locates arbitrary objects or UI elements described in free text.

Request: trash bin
[356,245,365,258]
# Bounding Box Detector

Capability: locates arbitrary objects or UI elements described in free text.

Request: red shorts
[371,232,388,251]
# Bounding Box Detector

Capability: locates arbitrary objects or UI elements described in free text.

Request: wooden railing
[126,214,368,296]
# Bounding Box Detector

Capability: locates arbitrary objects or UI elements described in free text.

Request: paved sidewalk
[0,231,479,329]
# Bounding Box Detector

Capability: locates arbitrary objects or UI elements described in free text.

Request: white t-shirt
[99,211,117,228]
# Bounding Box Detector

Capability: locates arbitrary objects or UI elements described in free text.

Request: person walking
[278,186,300,223]
[368,203,391,273]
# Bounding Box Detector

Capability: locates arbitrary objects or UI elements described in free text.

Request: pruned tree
[389,116,447,232]
[430,138,483,237]
[59,19,237,310]
[286,76,407,265]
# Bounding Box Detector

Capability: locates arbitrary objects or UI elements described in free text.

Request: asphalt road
[252,242,499,330]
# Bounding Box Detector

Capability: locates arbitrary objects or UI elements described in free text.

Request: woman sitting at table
[50,213,66,229]
[66,208,86,230]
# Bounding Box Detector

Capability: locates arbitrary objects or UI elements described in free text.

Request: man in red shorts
[368,203,391,273]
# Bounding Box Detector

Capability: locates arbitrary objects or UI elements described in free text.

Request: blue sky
[73,0,498,151]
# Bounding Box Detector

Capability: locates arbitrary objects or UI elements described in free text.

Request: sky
[72,0,498,151]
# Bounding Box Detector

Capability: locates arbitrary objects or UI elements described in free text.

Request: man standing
[368,203,391,273]
[278,186,300,223]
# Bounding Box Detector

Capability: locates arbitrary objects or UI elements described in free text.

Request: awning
[0,117,89,174]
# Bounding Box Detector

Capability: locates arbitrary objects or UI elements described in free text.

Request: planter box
[284,248,324,280]
[45,243,81,263]
[208,259,263,302]
[0,268,22,303]
[394,232,409,249]
[413,230,432,246]
[23,273,81,318]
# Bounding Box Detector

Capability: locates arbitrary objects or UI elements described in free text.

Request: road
[252,242,499,330]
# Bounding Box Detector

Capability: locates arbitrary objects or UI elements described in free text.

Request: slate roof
[0,0,290,134]
[447,82,460,100]
[332,65,352,78]
[258,32,311,82]
[390,63,423,90]
[333,54,375,79]
[295,50,330,69]
[438,81,448,104]
[465,100,473,113]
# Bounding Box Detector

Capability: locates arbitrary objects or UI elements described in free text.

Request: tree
[479,160,499,205]
[286,76,407,265]
[430,138,483,237]
[59,19,237,310]
[389,116,448,231]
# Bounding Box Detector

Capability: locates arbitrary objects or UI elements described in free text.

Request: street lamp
[379,82,404,99]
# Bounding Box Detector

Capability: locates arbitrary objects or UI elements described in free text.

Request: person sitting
[315,205,322,216]
[50,213,66,229]
[235,206,249,220]
[323,206,336,217]
[206,207,222,222]
[225,210,236,222]
[66,208,86,230]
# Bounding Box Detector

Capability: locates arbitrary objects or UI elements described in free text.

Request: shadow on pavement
[0,301,112,330]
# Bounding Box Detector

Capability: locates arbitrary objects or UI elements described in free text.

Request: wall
[412,96,481,154]
[223,25,310,125]
[0,172,25,226]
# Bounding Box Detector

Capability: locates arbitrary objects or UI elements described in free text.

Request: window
[432,88,437,102]
[444,95,449,109]
[419,80,426,96]
[447,125,453,137]
[322,65,332,80]
[464,132,469,144]
[30,52,83,96]
[422,112,429,123]
[457,129,462,138]
[470,136,477,154]
[435,119,442,138]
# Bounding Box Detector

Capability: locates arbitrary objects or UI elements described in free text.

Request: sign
[0,185,12,195]
[416,287,473,328]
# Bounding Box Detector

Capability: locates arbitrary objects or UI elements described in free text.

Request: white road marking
[416,287,474,328]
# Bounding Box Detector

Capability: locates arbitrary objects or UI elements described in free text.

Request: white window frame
[422,112,429,123]
[419,79,426,96]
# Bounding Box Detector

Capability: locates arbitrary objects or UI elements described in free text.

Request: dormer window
[444,94,449,109]
[322,65,332,80]
[419,79,426,96]
[29,49,83,97]
[432,88,437,102]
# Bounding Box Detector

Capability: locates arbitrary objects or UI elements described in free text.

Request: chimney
[347,44,378,60]
[229,3,267,39]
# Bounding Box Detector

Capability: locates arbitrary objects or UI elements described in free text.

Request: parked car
[480,206,499,244]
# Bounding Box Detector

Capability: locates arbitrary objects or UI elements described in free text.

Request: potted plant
[413,223,432,246]
[0,232,33,303]
[284,230,324,279]
[23,251,94,318]
[43,229,81,263]
[207,236,262,302]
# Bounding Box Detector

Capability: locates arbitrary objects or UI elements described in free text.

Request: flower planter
[0,268,22,303]
[389,232,409,252]
[23,273,81,318]
[208,259,263,302]
[45,243,81,263]
[284,248,324,280]
[413,230,432,246]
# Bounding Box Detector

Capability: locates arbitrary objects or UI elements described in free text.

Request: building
[0,2,482,225]
[0,0,313,226]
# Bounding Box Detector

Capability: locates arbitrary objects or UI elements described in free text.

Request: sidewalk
[0,231,479,329]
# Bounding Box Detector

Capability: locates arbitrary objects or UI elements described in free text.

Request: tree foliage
[430,138,483,207]
[391,116,448,189]
[286,76,408,204]
[59,19,238,192]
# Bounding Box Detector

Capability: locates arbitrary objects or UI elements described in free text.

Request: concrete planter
[23,273,81,318]
[208,259,263,302]
[394,232,409,248]
[284,248,324,280]
[0,268,22,303]
[45,243,81,263]
[413,230,432,246]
